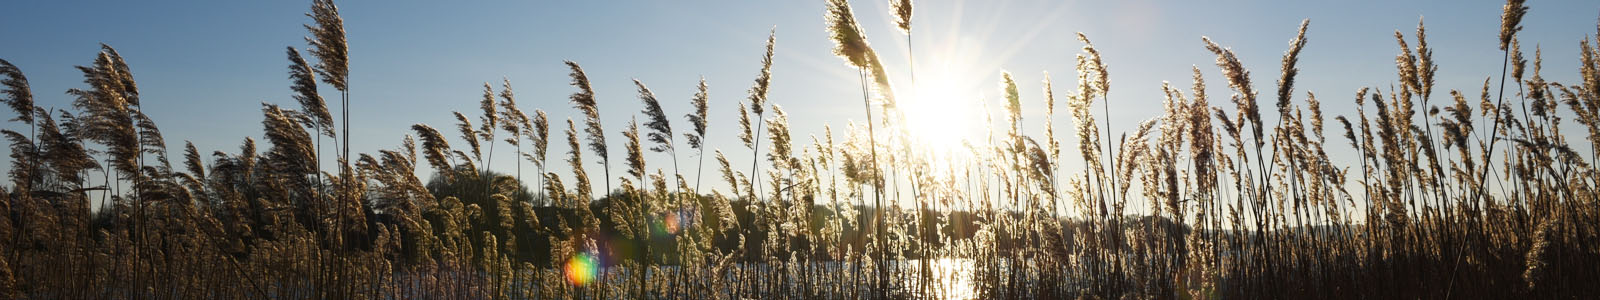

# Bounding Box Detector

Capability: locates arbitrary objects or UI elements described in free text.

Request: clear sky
[3,0,1598,211]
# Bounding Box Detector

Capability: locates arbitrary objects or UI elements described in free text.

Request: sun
[901,72,984,164]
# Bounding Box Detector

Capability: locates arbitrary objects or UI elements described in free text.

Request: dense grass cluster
[2,0,1598,298]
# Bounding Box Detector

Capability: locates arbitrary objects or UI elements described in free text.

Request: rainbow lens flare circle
[565,252,599,286]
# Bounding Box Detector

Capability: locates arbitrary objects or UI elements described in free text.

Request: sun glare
[902,72,983,164]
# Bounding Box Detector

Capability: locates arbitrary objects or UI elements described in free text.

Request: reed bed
[1,0,1597,298]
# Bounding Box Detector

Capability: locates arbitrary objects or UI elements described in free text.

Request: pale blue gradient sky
[2,0,1597,211]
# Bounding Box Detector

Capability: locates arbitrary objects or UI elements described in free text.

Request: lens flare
[663,211,682,234]
[652,210,690,238]
[564,252,598,286]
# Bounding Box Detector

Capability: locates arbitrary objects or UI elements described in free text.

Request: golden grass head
[1276,19,1309,116]
[749,30,776,116]
[826,0,873,70]
[684,77,710,150]
[890,0,913,34]
[99,44,140,106]
[564,118,593,201]
[453,111,481,161]
[287,47,333,135]
[765,104,794,167]
[1001,71,1021,126]
[623,117,644,180]
[738,100,755,149]
[497,78,527,141]
[565,60,608,160]
[0,59,36,124]
[304,0,348,91]
[479,82,499,141]
[634,79,674,153]
[531,109,550,166]
[1077,33,1109,95]
[1500,0,1528,51]
[1203,36,1262,142]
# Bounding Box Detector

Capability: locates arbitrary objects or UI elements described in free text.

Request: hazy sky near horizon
[3,0,1598,211]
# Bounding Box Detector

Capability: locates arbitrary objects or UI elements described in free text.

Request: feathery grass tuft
[0,59,35,125]
[1499,0,1528,51]
[304,0,348,91]
[889,0,913,34]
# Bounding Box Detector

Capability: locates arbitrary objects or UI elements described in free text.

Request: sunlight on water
[903,258,978,300]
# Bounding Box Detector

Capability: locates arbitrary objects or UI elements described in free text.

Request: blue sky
[3,0,1598,210]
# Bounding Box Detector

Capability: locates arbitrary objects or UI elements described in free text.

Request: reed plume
[636,80,674,155]
[1043,72,1060,183]
[635,79,681,192]
[715,149,741,197]
[454,112,482,165]
[890,0,912,34]
[528,110,550,204]
[827,0,900,113]
[303,0,349,182]
[99,45,140,107]
[685,78,710,191]
[565,118,593,206]
[67,49,146,286]
[1416,19,1436,100]
[1500,0,1528,51]
[287,48,334,137]
[260,103,316,186]
[1077,33,1109,97]
[68,49,140,178]
[479,83,499,176]
[0,59,36,188]
[305,0,347,92]
[36,110,96,187]
[749,31,775,117]
[738,101,754,150]
[0,59,34,126]
[1477,0,1530,204]
[1276,20,1310,117]
[1002,72,1021,133]
[825,1,896,293]
[303,2,351,282]
[765,105,794,170]
[624,118,645,183]
[826,0,872,72]
[620,117,651,296]
[287,46,334,234]
[1,131,35,186]
[745,30,777,200]
[1067,48,1103,206]
[1077,32,1122,214]
[1203,37,1261,144]
[565,61,610,195]
[410,124,454,180]
[497,79,529,185]
[131,109,169,172]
